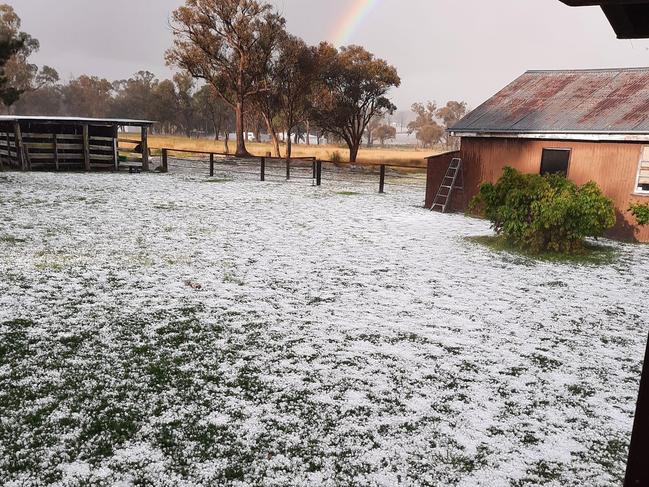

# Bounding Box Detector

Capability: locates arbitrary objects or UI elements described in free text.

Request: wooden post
[5,131,10,168]
[53,134,60,171]
[162,149,168,173]
[14,123,24,171]
[113,138,119,171]
[379,164,386,193]
[286,159,291,180]
[316,160,322,186]
[82,124,90,171]
[141,125,149,172]
[210,153,215,177]
[312,160,316,180]
[260,157,266,181]
[624,333,649,487]
[112,125,119,171]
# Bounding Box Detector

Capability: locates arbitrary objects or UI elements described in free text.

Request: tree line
[1,1,468,161]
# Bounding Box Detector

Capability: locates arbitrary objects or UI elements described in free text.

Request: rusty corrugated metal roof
[451,68,649,136]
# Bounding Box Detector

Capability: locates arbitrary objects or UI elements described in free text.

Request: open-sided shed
[0,116,155,172]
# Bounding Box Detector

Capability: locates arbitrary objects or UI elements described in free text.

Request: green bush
[470,167,615,253]
[629,203,649,226]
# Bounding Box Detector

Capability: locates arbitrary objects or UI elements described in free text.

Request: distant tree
[373,124,396,146]
[195,84,233,140]
[0,4,54,109]
[408,101,444,148]
[437,100,467,148]
[252,79,282,155]
[61,75,113,118]
[276,36,318,158]
[173,72,198,137]
[152,79,178,134]
[311,43,400,162]
[416,123,444,148]
[167,0,286,157]
[12,66,60,115]
[253,34,317,157]
[408,101,436,133]
[365,114,383,147]
[436,100,467,128]
[111,71,159,120]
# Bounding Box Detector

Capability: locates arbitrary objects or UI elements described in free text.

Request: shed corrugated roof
[0,116,155,126]
[451,68,649,136]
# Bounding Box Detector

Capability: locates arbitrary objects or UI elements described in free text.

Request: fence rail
[159,147,426,194]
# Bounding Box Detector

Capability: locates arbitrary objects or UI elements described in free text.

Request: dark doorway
[540,149,571,176]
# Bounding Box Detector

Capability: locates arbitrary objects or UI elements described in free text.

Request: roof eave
[450,130,649,142]
[0,116,156,126]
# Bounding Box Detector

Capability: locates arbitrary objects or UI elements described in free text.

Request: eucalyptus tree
[311,43,400,163]
[167,0,286,157]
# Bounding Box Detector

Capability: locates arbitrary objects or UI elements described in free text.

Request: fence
[159,148,427,194]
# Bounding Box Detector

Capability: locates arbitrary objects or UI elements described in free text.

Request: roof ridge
[525,67,649,74]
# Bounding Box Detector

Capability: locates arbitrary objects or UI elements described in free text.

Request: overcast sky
[12,0,649,111]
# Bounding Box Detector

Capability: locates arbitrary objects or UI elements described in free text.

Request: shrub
[330,151,342,163]
[470,167,615,253]
[629,203,649,226]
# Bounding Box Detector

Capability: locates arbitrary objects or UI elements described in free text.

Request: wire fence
[158,148,427,194]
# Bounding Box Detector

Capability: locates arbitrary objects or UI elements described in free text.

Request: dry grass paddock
[145,134,439,168]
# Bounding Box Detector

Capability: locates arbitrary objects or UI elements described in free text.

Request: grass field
[0,170,646,486]
[145,134,438,167]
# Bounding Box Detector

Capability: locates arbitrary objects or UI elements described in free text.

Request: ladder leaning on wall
[430,158,463,213]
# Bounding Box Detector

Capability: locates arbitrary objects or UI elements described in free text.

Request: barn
[425,67,649,242]
[0,116,155,172]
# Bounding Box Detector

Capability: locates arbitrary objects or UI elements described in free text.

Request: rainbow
[330,0,382,47]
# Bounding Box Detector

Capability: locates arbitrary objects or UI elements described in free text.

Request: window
[540,149,571,176]
[636,146,649,194]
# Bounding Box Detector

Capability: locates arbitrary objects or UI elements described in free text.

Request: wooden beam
[14,123,24,171]
[162,148,168,173]
[82,125,90,171]
[53,135,59,171]
[141,125,149,171]
[5,132,10,167]
[113,126,119,171]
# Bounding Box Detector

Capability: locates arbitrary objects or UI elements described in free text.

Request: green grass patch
[0,234,25,244]
[336,191,361,196]
[466,235,617,265]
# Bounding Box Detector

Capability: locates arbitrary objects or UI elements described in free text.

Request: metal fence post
[161,148,168,173]
[209,153,215,177]
[624,333,649,487]
[379,164,386,193]
[261,157,266,182]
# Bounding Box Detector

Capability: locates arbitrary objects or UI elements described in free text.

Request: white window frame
[635,146,649,195]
